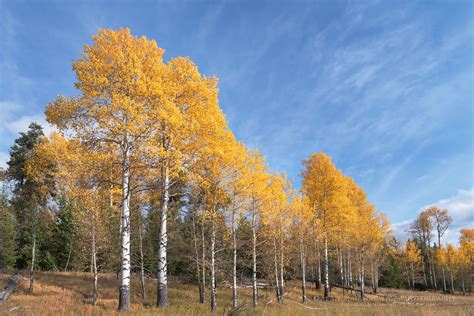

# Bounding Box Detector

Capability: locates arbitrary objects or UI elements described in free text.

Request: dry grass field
[0,271,473,315]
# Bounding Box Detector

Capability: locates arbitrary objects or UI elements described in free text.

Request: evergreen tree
[0,169,17,269]
[6,122,45,269]
[49,196,76,271]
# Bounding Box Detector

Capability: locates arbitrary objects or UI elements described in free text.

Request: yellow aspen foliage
[406,241,422,266]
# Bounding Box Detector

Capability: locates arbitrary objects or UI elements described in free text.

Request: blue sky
[1,0,473,243]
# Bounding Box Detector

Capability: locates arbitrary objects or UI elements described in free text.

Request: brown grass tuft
[0,272,472,315]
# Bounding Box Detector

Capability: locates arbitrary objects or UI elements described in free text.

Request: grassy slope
[0,272,472,315]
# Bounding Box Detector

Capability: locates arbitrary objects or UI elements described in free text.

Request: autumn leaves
[301,153,389,299]
[42,28,229,310]
[29,28,389,311]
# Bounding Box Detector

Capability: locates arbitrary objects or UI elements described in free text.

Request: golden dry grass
[0,271,473,315]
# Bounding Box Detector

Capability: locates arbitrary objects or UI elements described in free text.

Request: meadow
[1,271,472,315]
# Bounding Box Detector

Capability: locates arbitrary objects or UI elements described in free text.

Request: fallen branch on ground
[0,272,23,303]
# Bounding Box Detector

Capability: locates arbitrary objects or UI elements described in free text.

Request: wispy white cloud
[0,112,56,170]
[5,114,55,136]
[424,188,474,245]
[392,188,474,245]
[0,151,9,170]
[391,219,413,243]
[0,100,25,137]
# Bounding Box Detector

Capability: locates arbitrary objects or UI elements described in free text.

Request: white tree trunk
[450,270,454,294]
[210,214,217,312]
[317,246,322,290]
[232,206,238,308]
[92,221,98,306]
[431,258,438,291]
[323,231,329,299]
[273,237,281,303]
[201,216,206,303]
[442,267,447,293]
[339,249,344,297]
[360,252,365,300]
[348,252,353,288]
[118,148,131,311]
[139,224,146,302]
[29,228,36,293]
[251,208,257,308]
[279,233,284,301]
[299,233,307,302]
[406,266,411,290]
[157,166,169,307]
[374,264,379,293]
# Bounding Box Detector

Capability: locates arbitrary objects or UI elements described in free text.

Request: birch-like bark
[273,237,281,303]
[279,233,284,301]
[343,253,348,287]
[407,266,412,290]
[374,265,379,294]
[360,252,365,300]
[427,256,433,288]
[450,269,454,294]
[92,221,98,306]
[118,146,131,311]
[411,263,415,290]
[442,267,447,293]
[139,224,146,302]
[431,255,438,291]
[157,165,169,307]
[29,227,36,293]
[316,245,322,290]
[299,232,307,302]
[201,216,206,303]
[370,262,375,293]
[251,206,258,308]
[64,241,72,272]
[323,231,329,299]
[339,249,344,297]
[210,214,217,312]
[348,252,353,288]
[231,204,238,309]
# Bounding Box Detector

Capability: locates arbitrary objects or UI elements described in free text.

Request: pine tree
[6,122,45,270]
[0,170,17,269]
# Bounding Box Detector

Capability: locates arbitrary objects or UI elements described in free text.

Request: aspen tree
[409,210,437,290]
[446,244,458,294]
[261,173,291,303]
[405,240,422,290]
[153,56,226,308]
[223,142,250,309]
[369,212,391,294]
[46,28,228,309]
[458,228,473,295]
[45,29,166,311]
[244,150,271,308]
[189,130,236,311]
[292,194,312,302]
[301,153,345,300]
[435,247,448,294]
[428,207,452,293]
[27,132,111,305]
